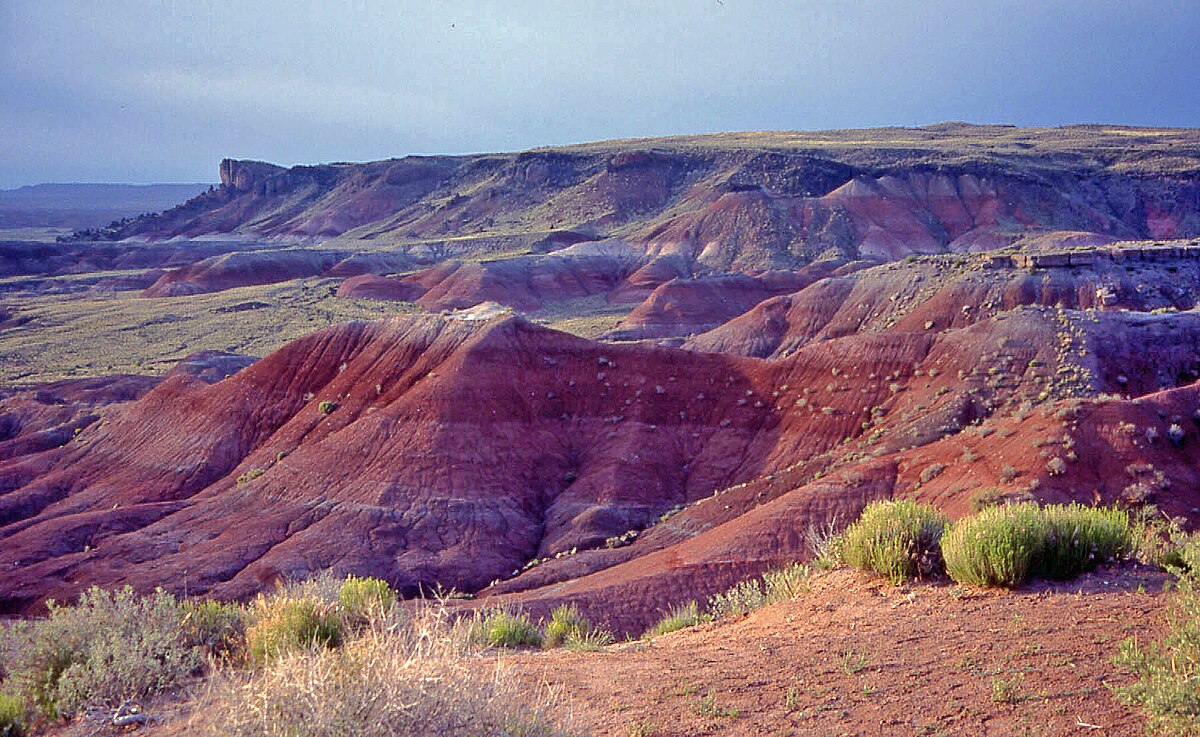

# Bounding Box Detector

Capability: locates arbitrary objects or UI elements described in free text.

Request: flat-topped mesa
[218,159,287,192]
[986,242,1200,270]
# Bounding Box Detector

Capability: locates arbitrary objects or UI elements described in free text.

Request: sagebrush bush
[805,517,845,570]
[1,587,199,718]
[645,601,708,638]
[281,571,343,606]
[841,500,949,584]
[0,692,23,737]
[708,579,767,620]
[942,504,1046,587]
[943,503,1131,587]
[1114,534,1200,736]
[182,599,247,657]
[469,609,541,648]
[246,597,343,666]
[193,607,575,737]
[541,605,589,649]
[337,576,396,627]
[708,563,811,620]
[1131,506,1189,569]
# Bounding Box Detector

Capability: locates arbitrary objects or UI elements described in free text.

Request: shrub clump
[1114,534,1200,736]
[0,692,24,737]
[1,587,200,718]
[943,503,1130,588]
[337,576,396,627]
[1039,504,1130,579]
[541,605,588,649]
[246,597,344,666]
[182,599,247,657]
[469,609,541,648]
[942,503,1045,587]
[841,500,949,584]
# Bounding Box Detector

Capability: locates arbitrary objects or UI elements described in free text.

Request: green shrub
[1038,504,1130,579]
[943,503,1131,588]
[338,576,396,627]
[0,693,24,737]
[841,500,949,584]
[246,597,343,666]
[645,601,708,638]
[318,400,338,415]
[182,599,247,657]
[469,609,541,648]
[2,587,199,718]
[942,503,1046,587]
[1131,506,1189,569]
[541,605,589,649]
[1114,534,1200,736]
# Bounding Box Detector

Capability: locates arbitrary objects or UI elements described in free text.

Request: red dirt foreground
[509,567,1170,737]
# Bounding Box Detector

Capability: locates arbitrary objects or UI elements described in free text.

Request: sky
[2,0,1200,188]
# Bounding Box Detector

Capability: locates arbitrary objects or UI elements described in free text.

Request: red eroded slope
[602,262,850,341]
[0,314,831,610]
[2,296,1198,634]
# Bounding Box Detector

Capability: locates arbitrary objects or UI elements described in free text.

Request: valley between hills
[2,123,1200,735]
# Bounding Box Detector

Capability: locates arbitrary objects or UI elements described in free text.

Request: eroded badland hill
[2,123,1200,735]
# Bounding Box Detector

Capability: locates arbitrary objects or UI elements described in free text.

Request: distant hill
[69,123,1200,268]
[0,182,213,229]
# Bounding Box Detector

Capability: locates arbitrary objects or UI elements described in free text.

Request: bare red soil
[510,567,1169,737]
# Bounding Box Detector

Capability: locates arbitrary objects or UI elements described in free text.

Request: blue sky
[2,0,1199,187]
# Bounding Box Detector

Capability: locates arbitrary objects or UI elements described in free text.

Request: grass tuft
[337,576,396,628]
[469,609,542,648]
[645,601,708,638]
[193,605,576,737]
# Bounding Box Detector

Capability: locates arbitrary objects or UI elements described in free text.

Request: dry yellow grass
[0,277,419,383]
[191,604,578,737]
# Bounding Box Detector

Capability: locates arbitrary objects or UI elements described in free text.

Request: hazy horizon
[4,1,1200,188]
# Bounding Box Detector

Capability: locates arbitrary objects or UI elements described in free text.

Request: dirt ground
[508,566,1171,737]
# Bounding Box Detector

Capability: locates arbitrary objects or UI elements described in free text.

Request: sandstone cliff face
[219,159,286,192]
